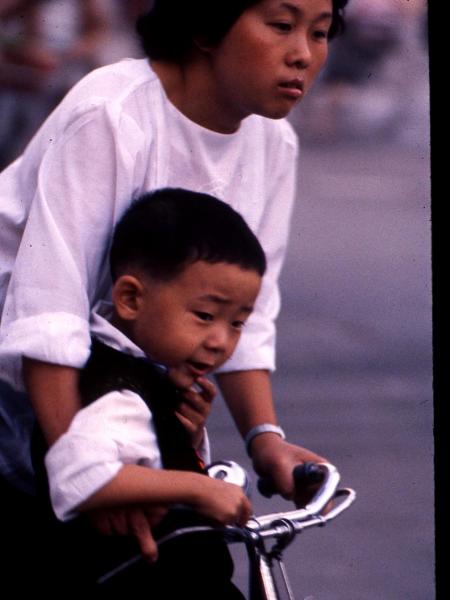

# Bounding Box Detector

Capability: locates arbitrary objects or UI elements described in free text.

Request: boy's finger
[106,508,128,535]
[127,508,159,563]
[195,376,216,400]
[144,505,168,526]
[178,392,211,416]
[88,509,113,535]
[238,497,253,526]
[174,410,197,433]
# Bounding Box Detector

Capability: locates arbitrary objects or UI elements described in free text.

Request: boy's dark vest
[78,337,205,473]
[32,337,205,500]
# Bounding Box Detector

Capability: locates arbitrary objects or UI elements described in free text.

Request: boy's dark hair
[110,188,267,282]
[136,0,349,62]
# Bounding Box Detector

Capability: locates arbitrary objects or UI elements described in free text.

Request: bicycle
[97,460,355,599]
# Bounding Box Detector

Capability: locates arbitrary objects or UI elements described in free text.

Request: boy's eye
[313,29,329,40]
[194,311,214,322]
[232,320,246,330]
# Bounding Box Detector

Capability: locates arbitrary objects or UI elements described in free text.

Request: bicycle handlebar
[154,463,354,546]
[97,462,356,585]
[249,462,341,531]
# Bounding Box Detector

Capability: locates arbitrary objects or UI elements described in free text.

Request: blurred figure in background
[292,0,428,143]
[94,0,148,65]
[0,0,110,168]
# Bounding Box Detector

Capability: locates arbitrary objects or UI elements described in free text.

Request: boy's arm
[77,464,251,528]
[216,369,327,506]
[43,386,251,528]
[23,359,166,560]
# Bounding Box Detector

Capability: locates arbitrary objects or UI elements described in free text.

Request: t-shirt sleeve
[217,122,299,373]
[45,389,161,521]
[0,101,145,389]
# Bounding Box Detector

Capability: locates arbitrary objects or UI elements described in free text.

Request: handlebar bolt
[316,515,327,527]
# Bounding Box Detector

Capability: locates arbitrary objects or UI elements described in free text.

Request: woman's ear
[112,275,144,321]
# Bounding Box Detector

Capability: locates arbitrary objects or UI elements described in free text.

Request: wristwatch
[244,423,286,456]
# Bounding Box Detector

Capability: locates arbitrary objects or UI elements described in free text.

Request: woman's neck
[150,58,246,134]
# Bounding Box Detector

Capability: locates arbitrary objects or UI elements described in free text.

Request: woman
[0,0,347,569]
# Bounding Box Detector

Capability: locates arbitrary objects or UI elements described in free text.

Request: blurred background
[1,1,432,598]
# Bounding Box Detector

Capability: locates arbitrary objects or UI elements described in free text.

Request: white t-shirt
[46,301,211,522]
[0,58,298,393]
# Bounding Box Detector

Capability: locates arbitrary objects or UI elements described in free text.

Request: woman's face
[208,0,332,128]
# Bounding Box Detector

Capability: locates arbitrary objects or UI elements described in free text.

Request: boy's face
[208,0,332,125]
[130,261,261,390]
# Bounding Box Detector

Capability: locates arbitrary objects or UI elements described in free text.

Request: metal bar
[247,464,341,531]
[254,488,356,539]
[277,558,296,600]
[258,554,282,600]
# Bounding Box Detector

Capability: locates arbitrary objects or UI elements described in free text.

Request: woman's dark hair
[136,0,349,62]
[110,188,267,281]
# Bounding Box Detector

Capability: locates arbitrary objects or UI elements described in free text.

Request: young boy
[34,187,266,596]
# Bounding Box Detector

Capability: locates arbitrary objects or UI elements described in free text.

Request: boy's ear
[112,275,145,321]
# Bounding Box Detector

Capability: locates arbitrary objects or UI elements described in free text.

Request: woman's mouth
[278,79,304,100]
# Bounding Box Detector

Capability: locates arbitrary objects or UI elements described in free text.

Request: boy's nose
[204,326,232,354]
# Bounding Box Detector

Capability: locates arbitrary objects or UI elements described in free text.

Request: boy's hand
[193,478,252,527]
[175,376,216,449]
[250,435,327,508]
[87,504,168,563]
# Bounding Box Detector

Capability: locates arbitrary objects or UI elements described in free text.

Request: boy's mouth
[187,360,214,377]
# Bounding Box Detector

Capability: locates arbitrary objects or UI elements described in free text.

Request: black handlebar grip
[293,462,324,486]
[257,462,324,498]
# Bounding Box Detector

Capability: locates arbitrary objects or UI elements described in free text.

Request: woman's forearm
[215,369,278,436]
[23,357,82,445]
[217,369,328,502]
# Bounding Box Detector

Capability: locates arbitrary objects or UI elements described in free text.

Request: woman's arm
[216,369,327,505]
[23,358,81,444]
[216,370,277,437]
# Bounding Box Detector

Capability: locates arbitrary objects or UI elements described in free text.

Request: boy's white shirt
[45,300,211,522]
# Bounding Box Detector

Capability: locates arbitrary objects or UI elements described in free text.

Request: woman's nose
[286,34,312,69]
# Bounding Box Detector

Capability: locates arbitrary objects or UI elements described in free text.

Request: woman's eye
[271,22,293,32]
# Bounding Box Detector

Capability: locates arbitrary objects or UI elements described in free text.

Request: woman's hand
[175,376,216,449]
[249,434,328,508]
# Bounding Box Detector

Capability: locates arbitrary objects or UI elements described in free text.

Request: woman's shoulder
[43,59,164,142]
[61,58,159,112]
